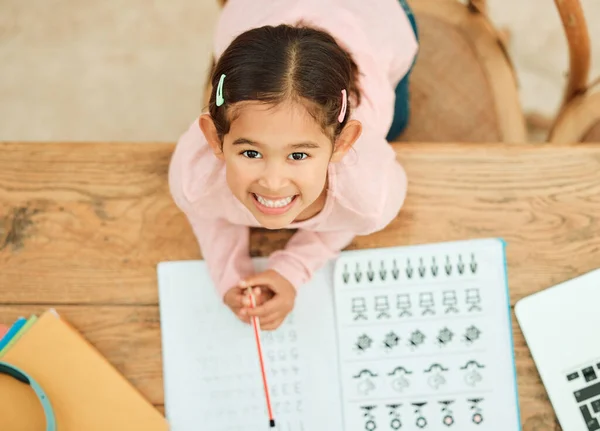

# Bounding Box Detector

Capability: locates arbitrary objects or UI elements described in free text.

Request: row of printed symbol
[211,381,304,400]
[352,360,486,396]
[348,288,483,321]
[196,348,300,373]
[200,365,301,385]
[358,398,485,430]
[209,398,487,428]
[353,325,482,353]
[201,400,305,420]
[340,253,480,284]
[261,329,299,345]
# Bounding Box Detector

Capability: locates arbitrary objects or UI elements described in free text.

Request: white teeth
[255,194,294,208]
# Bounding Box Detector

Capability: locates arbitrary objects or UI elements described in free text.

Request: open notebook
[157,238,520,431]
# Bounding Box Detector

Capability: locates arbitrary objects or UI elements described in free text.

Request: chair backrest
[547,0,600,142]
[399,0,526,142]
[554,0,591,109]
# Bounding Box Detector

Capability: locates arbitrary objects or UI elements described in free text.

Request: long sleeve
[186,216,255,299]
[267,229,357,289]
[170,189,255,299]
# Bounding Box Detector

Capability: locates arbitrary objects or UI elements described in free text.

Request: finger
[261,317,285,331]
[253,288,273,307]
[223,287,243,302]
[241,306,278,326]
[227,304,241,315]
[223,296,239,311]
[229,286,260,308]
[243,286,266,306]
[250,312,285,330]
[232,308,250,324]
[245,297,282,318]
[257,312,284,329]
[226,295,247,310]
[223,299,245,321]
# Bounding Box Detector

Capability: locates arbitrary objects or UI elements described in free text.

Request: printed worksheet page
[332,239,520,431]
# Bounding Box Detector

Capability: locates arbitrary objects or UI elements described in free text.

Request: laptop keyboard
[568,362,600,430]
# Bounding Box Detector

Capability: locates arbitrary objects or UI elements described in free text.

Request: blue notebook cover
[0,317,27,351]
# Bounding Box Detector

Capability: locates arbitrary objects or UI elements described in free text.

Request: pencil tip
[270,419,276,427]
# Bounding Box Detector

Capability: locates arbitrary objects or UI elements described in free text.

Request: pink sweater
[169,0,418,298]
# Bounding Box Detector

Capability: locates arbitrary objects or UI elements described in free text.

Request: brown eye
[241,150,262,159]
[289,152,308,161]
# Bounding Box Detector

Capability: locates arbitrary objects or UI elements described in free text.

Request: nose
[257,160,290,192]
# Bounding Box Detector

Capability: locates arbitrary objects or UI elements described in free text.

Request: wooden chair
[207,0,528,143]
[397,0,527,143]
[547,0,600,142]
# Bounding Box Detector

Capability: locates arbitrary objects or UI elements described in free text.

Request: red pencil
[246,287,276,428]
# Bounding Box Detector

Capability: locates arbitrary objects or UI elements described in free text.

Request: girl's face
[201,100,361,229]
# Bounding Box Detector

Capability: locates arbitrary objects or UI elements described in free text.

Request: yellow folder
[0,310,168,430]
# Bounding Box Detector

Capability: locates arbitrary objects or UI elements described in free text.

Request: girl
[169,0,419,330]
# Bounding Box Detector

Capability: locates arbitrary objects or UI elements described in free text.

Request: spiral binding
[341,253,478,284]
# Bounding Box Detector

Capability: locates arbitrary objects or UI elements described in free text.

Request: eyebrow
[231,138,321,149]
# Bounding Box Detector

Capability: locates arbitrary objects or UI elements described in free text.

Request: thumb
[236,278,265,301]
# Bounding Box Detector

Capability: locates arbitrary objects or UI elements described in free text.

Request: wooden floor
[3,141,600,429]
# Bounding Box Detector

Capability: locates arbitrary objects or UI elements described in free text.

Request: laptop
[515,268,600,431]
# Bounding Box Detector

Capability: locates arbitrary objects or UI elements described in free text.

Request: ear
[330,119,362,162]
[199,113,225,160]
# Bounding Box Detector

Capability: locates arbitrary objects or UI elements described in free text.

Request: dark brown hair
[207,23,362,142]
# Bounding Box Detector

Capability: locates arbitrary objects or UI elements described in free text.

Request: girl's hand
[223,285,272,324]
[239,269,296,330]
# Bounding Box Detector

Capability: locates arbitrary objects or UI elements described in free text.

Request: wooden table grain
[2,141,600,430]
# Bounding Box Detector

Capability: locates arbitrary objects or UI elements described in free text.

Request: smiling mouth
[252,193,298,214]
[254,194,295,208]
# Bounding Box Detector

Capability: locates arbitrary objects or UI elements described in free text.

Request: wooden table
[2,141,600,429]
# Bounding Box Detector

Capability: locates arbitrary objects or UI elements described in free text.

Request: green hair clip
[216,73,226,107]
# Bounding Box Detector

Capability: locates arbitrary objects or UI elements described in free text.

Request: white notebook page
[157,258,344,431]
